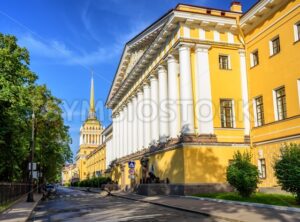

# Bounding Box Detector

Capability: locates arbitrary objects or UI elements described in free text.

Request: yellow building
[105,0,300,194]
[61,164,79,185]
[241,0,300,187]
[86,143,106,178]
[76,76,104,181]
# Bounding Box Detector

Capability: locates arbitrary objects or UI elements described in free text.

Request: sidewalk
[112,192,300,222]
[0,193,42,222]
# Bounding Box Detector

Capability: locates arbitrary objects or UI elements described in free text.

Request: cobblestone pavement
[29,187,226,222]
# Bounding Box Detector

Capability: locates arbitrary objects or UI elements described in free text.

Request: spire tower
[88,71,96,119]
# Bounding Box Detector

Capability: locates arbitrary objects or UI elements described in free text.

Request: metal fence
[0,182,29,205]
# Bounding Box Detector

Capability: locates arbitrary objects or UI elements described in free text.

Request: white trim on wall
[232,99,236,128]
[183,24,190,38]
[269,39,273,56]
[297,79,300,109]
[214,30,220,42]
[199,28,205,40]
[272,89,279,121]
[253,98,258,127]
[227,32,234,44]
[294,21,300,42]
[228,55,232,70]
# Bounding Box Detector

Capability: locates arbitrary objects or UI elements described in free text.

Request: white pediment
[125,47,147,77]
[106,15,169,107]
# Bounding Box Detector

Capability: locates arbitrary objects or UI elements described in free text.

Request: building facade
[242,0,300,187]
[105,0,300,192]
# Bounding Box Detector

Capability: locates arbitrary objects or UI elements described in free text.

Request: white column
[127,99,133,154]
[167,55,180,139]
[119,108,124,158]
[158,65,169,142]
[179,43,195,134]
[79,134,82,145]
[115,114,120,159]
[112,122,115,160]
[195,44,214,134]
[118,113,121,158]
[132,95,138,152]
[239,49,250,135]
[123,106,128,156]
[143,83,151,148]
[150,74,159,143]
[137,89,144,150]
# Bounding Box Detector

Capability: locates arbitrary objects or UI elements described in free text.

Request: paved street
[29,187,225,222]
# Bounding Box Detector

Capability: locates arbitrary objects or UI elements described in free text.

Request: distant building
[75,75,104,181]
[86,124,113,178]
[61,163,78,185]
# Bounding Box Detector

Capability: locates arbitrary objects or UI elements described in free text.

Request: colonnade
[80,133,102,145]
[111,43,249,159]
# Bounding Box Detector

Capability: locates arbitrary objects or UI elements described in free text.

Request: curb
[182,195,300,213]
[27,193,43,221]
[111,193,243,222]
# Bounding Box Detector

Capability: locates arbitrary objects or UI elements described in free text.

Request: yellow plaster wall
[190,27,198,39]
[214,128,245,143]
[209,47,244,129]
[245,1,300,188]
[246,1,300,141]
[184,145,249,183]
[252,138,300,187]
[86,146,106,178]
[148,149,184,184]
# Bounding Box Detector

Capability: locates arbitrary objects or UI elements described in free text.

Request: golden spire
[88,71,96,119]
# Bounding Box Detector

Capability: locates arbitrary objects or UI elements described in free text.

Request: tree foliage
[72,177,112,188]
[274,143,300,204]
[226,151,259,197]
[0,33,72,182]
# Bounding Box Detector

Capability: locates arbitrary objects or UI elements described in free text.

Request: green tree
[274,143,300,204]
[226,151,259,197]
[0,34,36,181]
[31,85,72,182]
[0,33,72,182]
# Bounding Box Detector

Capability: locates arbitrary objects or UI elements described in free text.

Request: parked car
[46,184,56,194]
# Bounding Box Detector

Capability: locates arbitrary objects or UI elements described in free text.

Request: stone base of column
[244,135,250,144]
[179,134,217,143]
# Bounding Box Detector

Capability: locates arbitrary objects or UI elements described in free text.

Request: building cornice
[240,0,290,34]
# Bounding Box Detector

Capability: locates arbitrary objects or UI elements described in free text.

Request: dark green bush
[226,151,259,198]
[274,143,300,204]
[74,177,111,188]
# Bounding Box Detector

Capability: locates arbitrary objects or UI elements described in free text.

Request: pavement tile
[0,193,42,222]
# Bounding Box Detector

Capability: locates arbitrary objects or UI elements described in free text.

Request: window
[250,50,259,67]
[220,99,234,128]
[219,55,230,70]
[255,96,264,126]
[275,87,287,120]
[294,22,300,42]
[258,159,266,179]
[270,36,280,56]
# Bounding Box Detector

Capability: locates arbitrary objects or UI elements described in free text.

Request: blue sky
[0,0,256,159]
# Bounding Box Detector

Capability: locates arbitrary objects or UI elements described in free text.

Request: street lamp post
[27,111,35,202]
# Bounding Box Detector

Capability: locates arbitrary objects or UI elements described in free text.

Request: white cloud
[18,34,117,66]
